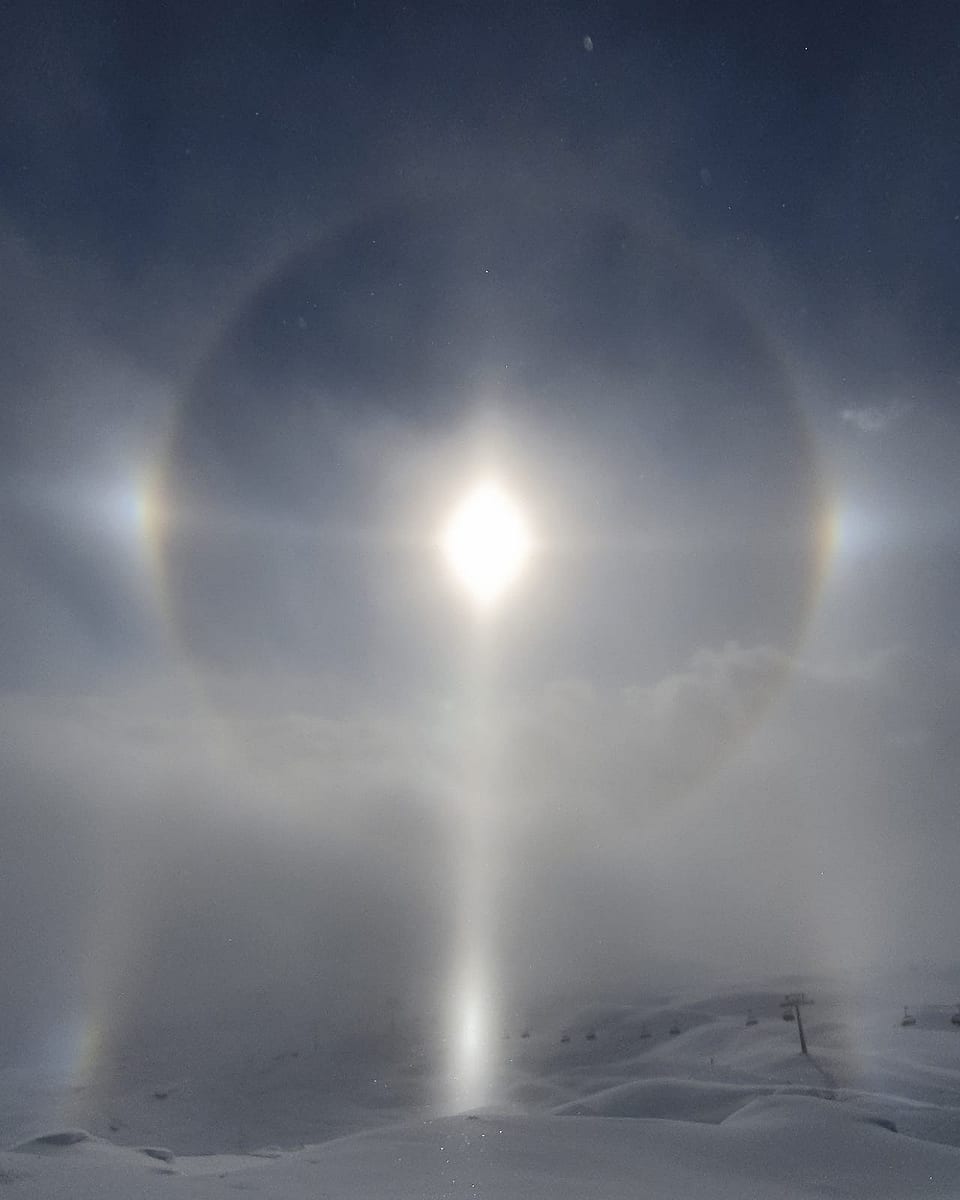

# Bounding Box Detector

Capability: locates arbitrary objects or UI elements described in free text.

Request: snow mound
[724,1092,897,1132]
[552,1076,762,1122]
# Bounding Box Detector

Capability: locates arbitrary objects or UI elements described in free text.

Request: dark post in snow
[780,993,811,1054]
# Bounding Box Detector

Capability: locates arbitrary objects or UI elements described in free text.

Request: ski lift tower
[780,993,811,1054]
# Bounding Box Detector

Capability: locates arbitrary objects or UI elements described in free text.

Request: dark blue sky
[2,0,956,383]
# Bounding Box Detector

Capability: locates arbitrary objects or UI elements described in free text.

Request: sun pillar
[439,480,531,1111]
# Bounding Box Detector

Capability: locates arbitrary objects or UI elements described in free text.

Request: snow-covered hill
[3,980,959,1198]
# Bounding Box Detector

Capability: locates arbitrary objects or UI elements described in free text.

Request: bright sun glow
[440,482,532,610]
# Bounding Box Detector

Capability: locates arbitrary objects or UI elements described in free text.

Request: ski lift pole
[781,993,810,1054]
[795,1002,808,1055]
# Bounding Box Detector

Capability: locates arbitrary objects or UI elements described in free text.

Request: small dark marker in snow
[22,1130,92,1147]
[141,1147,175,1163]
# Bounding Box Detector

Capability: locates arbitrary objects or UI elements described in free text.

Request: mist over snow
[2,636,957,1070]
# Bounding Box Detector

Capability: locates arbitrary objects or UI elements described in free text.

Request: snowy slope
[3,980,960,1197]
[2,1106,960,1200]
[506,985,960,1148]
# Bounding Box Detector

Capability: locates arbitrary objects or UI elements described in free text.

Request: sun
[440,481,532,611]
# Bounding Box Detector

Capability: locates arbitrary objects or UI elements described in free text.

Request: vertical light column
[439,481,531,1112]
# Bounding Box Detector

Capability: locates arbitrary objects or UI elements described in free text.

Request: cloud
[5,634,954,1065]
[839,400,911,435]
[0,682,456,1067]
[493,639,957,997]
